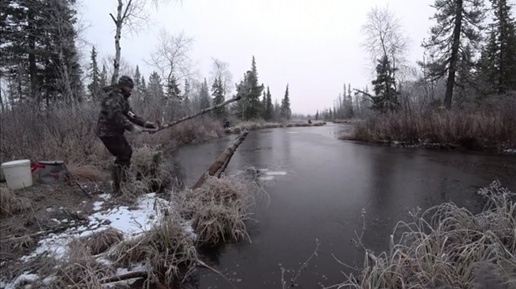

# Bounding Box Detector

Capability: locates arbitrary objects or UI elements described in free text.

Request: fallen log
[191,130,249,189]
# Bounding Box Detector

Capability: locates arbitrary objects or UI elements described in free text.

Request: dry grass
[177,175,255,246]
[108,211,198,285]
[0,103,225,180]
[0,185,32,216]
[326,180,516,289]
[48,243,115,289]
[225,120,327,134]
[116,145,175,201]
[73,227,125,255]
[350,108,516,151]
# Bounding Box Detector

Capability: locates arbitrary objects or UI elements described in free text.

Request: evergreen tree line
[0,0,83,110]
[0,0,293,123]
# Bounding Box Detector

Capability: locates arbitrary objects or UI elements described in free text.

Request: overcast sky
[78,0,471,115]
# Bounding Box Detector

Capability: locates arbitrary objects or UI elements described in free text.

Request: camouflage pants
[99,136,132,166]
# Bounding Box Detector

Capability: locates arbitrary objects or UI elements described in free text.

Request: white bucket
[1,159,33,190]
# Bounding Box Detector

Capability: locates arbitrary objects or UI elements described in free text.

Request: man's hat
[118,75,134,88]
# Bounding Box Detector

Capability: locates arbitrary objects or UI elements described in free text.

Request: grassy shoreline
[336,110,516,154]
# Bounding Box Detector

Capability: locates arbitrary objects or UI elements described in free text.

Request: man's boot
[111,164,122,196]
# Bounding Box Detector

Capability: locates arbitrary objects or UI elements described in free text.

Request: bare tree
[209,58,233,96]
[147,29,194,85]
[108,0,179,84]
[362,5,410,84]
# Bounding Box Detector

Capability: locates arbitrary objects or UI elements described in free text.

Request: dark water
[174,123,516,289]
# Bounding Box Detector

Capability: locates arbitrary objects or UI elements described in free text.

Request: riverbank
[224,120,327,134]
[325,180,516,289]
[0,168,259,288]
[337,109,516,154]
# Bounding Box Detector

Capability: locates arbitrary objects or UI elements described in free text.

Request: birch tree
[362,6,409,84]
[109,0,178,84]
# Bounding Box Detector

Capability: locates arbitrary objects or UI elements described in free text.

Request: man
[96,75,158,195]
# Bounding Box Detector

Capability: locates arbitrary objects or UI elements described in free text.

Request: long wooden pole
[144,95,241,133]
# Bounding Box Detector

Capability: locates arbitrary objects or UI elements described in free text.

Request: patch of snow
[19,193,176,263]
[99,193,111,200]
[93,201,104,211]
[265,171,287,176]
[504,149,516,154]
[1,271,38,289]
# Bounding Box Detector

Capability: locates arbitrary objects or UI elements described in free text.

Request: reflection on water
[174,124,516,289]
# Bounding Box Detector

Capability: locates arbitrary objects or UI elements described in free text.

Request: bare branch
[146,29,195,84]
[109,13,117,24]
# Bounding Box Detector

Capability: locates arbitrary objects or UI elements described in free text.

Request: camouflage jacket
[96,85,146,137]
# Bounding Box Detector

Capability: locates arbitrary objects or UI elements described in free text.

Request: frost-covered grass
[326,180,516,289]
[348,108,516,152]
[177,175,256,246]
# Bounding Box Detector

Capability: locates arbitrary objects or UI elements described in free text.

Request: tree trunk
[27,7,39,105]
[444,0,463,109]
[497,4,506,94]
[191,130,249,189]
[110,0,125,85]
[58,47,74,109]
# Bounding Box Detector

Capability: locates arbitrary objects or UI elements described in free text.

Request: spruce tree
[280,84,292,120]
[212,77,225,118]
[166,75,181,99]
[87,46,101,101]
[422,0,485,108]
[371,55,400,113]
[147,71,165,101]
[265,86,273,121]
[479,0,516,93]
[243,56,264,120]
[199,78,211,110]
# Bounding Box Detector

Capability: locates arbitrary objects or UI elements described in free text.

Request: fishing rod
[143,95,242,133]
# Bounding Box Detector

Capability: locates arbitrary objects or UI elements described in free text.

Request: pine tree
[212,77,225,118]
[265,86,273,121]
[261,91,267,119]
[134,65,141,87]
[479,0,516,93]
[147,71,165,101]
[199,78,211,110]
[165,75,181,100]
[280,84,292,120]
[371,55,400,113]
[99,64,108,89]
[422,0,485,108]
[243,56,264,120]
[87,46,101,101]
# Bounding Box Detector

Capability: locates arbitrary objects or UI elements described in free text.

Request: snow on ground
[2,192,195,288]
[504,148,516,154]
[20,193,172,262]
[0,272,39,289]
